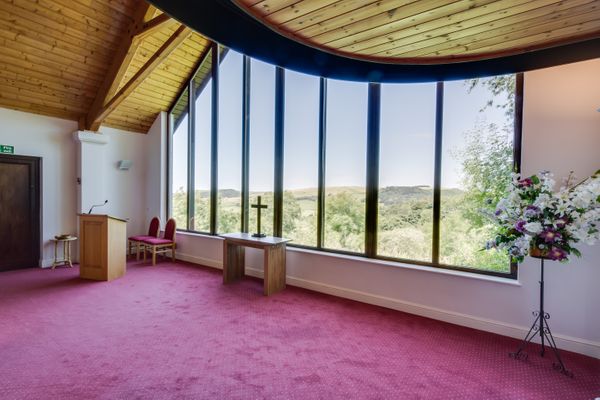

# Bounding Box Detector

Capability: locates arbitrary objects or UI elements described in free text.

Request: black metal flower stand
[509,257,574,377]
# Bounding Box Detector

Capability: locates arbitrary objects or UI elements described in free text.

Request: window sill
[286,246,522,286]
[175,230,521,286]
[177,230,223,240]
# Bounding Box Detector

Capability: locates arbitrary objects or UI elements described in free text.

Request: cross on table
[251,196,268,238]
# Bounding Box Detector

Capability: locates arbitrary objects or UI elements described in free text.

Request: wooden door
[0,154,41,271]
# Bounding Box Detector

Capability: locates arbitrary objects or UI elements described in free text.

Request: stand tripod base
[251,233,266,238]
[509,310,573,378]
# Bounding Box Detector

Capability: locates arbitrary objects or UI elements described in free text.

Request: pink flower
[517,178,533,188]
[514,220,526,233]
[539,229,562,243]
[548,247,568,261]
[554,217,569,228]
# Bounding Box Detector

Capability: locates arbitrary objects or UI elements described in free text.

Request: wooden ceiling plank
[297,0,422,38]
[370,0,594,56]
[416,25,600,64]
[0,38,106,83]
[163,42,213,115]
[43,0,133,33]
[11,0,127,44]
[111,109,159,122]
[0,64,97,98]
[102,119,151,133]
[120,61,193,89]
[259,0,342,25]
[428,13,600,58]
[342,0,563,54]
[88,25,192,130]
[0,78,91,106]
[462,28,600,58]
[0,85,87,113]
[0,96,81,120]
[247,0,305,16]
[0,72,95,104]
[127,93,172,109]
[0,25,112,72]
[0,9,116,58]
[319,0,496,49]
[279,0,380,32]
[105,110,156,125]
[109,105,159,119]
[130,45,199,71]
[135,13,177,40]
[70,0,139,20]
[85,0,152,131]
[0,4,121,52]
[391,1,600,57]
[0,44,104,85]
[0,52,100,88]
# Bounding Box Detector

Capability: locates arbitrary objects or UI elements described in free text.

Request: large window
[192,62,213,233]
[378,83,436,262]
[324,79,368,253]
[248,59,275,236]
[283,70,319,246]
[217,50,243,233]
[440,76,515,273]
[169,45,521,278]
[170,87,189,231]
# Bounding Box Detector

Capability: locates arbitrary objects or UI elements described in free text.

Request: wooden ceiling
[0,0,212,133]
[235,0,600,64]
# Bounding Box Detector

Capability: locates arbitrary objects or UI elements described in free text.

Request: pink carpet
[0,260,598,399]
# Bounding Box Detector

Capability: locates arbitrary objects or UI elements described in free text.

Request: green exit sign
[1,145,14,154]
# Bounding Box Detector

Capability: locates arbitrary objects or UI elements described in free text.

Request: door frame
[0,154,42,269]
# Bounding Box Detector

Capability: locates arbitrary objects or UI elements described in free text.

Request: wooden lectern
[78,214,127,281]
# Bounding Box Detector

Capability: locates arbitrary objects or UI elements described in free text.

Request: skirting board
[176,251,600,359]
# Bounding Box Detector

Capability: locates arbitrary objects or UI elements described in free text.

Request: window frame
[167,44,523,279]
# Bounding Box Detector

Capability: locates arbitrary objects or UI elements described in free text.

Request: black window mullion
[513,72,524,174]
[432,81,444,264]
[273,67,285,237]
[510,72,524,277]
[365,82,381,258]
[187,80,196,232]
[316,77,327,248]
[210,43,219,235]
[241,56,251,233]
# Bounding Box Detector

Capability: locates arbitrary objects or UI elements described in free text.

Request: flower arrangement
[487,170,600,263]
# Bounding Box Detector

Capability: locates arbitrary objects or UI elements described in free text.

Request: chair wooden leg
[137,243,141,261]
[152,246,157,266]
[172,245,175,262]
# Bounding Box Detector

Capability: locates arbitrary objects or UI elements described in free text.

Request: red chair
[128,217,160,260]
[142,218,176,266]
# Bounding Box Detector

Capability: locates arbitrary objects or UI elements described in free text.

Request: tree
[325,192,365,251]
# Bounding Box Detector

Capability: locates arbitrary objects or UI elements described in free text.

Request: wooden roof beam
[87,24,192,130]
[85,0,150,131]
[135,13,177,40]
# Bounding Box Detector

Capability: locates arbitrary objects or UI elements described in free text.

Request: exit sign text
[0,145,14,154]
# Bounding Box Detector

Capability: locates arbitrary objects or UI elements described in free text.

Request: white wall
[0,108,78,267]
[145,112,167,225]
[0,107,154,266]
[158,58,600,358]
[101,127,149,239]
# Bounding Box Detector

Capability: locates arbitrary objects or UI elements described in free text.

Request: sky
[172,50,512,193]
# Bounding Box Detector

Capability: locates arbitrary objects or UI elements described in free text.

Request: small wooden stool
[51,237,77,269]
